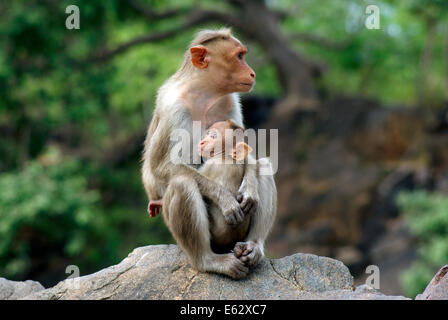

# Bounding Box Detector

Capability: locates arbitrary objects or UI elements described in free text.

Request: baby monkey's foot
[233,241,263,267]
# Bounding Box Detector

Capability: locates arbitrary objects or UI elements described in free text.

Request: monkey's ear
[232,142,253,161]
[190,46,209,69]
[226,119,244,131]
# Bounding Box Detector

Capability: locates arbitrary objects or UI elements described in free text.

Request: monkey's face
[198,126,225,159]
[190,37,256,94]
[198,121,251,160]
[211,39,256,93]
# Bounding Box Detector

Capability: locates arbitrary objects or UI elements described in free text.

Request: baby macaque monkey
[197,119,278,275]
[195,119,277,277]
[197,120,254,253]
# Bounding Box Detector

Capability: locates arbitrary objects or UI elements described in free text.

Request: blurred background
[1,0,448,298]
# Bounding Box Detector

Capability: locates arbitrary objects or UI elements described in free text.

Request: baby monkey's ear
[226,119,244,131]
[232,142,253,161]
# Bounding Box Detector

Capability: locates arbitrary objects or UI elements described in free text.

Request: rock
[0,278,44,300]
[16,245,408,300]
[416,265,448,300]
[346,284,409,300]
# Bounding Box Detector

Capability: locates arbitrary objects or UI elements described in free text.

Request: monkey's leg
[234,158,277,267]
[163,175,249,279]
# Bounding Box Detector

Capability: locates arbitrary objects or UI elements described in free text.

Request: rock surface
[416,265,448,300]
[18,245,408,300]
[0,278,44,300]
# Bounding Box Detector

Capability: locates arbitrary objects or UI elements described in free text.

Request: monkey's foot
[148,200,163,218]
[233,241,263,267]
[200,253,249,279]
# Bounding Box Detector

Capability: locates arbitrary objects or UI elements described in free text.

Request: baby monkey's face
[198,121,229,159]
[198,120,252,160]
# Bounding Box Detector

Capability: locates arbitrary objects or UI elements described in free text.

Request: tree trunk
[234,0,319,116]
[417,16,437,107]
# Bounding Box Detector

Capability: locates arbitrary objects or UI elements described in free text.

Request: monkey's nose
[250,72,255,79]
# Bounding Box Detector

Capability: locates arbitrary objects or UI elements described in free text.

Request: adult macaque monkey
[141,28,277,279]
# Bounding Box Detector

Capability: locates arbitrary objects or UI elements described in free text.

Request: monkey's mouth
[239,83,253,87]
[198,146,214,158]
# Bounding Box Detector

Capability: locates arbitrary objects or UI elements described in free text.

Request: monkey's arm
[237,155,259,216]
[142,113,164,201]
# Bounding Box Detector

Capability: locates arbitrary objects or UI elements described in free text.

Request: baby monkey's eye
[206,130,217,139]
[237,52,243,60]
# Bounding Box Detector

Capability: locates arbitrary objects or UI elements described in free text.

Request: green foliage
[0,153,102,278]
[280,0,448,105]
[0,147,172,281]
[397,191,448,297]
[0,0,178,284]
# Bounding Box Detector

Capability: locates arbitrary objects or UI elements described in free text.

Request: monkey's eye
[206,130,217,139]
[237,52,244,60]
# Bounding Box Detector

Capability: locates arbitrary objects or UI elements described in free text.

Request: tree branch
[87,29,184,63]
[289,32,353,50]
[82,8,240,64]
[127,0,186,20]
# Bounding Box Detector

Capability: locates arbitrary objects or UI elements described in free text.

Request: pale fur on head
[173,28,233,79]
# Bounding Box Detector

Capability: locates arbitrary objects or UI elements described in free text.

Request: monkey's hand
[220,190,245,226]
[237,178,259,216]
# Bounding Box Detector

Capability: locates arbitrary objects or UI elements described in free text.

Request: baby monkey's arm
[237,156,259,216]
